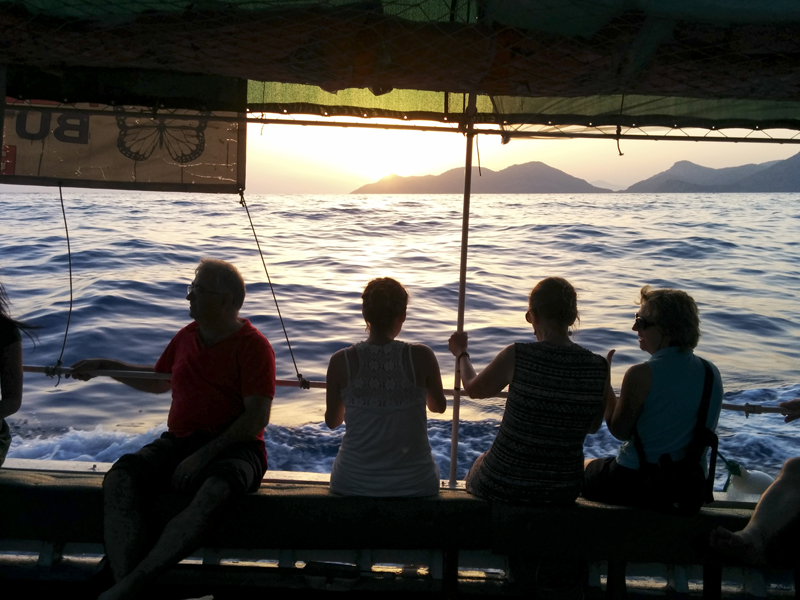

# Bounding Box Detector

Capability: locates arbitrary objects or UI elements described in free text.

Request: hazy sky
[246,122,800,194]
[3,120,798,196]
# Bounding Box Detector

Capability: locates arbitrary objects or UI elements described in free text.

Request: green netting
[246,84,800,131]
[4,1,800,132]
[492,95,800,130]
[247,82,496,121]
[249,83,462,114]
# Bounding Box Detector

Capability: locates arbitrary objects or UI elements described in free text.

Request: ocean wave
[3,192,800,481]
[9,401,800,484]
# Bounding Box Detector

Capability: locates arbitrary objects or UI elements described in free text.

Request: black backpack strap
[693,359,715,451]
[686,358,718,503]
[632,424,648,470]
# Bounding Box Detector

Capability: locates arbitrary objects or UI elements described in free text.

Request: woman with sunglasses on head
[0,278,38,467]
[583,285,723,511]
[326,277,446,497]
[448,277,610,504]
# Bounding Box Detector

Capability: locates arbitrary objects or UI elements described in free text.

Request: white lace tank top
[329,341,440,497]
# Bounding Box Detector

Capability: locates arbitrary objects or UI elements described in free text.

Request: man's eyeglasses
[187,284,226,295]
[633,313,656,330]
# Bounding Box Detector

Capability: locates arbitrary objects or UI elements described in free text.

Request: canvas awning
[2,0,800,132]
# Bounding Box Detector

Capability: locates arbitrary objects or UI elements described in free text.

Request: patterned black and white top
[466,341,607,504]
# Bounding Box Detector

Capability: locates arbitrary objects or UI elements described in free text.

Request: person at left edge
[70,258,276,600]
[0,276,39,467]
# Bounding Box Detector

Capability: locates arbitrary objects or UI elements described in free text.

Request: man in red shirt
[71,258,275,600]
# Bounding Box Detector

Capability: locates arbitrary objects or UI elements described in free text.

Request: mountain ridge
[351,162,610,194]
[626,159,785,192]
[350,152,800,194]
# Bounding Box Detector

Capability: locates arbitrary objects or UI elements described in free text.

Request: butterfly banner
[1,99,245,193]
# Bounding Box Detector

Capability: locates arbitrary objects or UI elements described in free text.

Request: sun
[247,119,800,195]
[247,120,472,187]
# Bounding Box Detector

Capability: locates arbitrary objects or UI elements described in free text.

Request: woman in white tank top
[325,278,447,496]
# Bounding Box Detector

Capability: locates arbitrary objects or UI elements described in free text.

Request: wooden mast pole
[449,92,478,487]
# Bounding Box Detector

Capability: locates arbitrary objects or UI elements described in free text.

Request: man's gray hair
[196,259,246,310]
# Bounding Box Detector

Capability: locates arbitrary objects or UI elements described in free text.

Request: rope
[50,184,74,387]
[238,189,309,389]
[717,451,741,491]
[616,94,625,156]
[475,132,482,176]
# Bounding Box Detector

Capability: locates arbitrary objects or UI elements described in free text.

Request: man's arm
[779,398,800,423]
[69,358,171,394]
[172,393,272,492]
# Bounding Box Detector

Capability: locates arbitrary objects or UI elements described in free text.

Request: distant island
[351,152,800,194]
[352,162,610,194]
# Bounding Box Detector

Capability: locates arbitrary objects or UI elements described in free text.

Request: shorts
[582,456,646,506]
[109,431,267,497]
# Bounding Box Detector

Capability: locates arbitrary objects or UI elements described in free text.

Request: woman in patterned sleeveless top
[325,278,446,496]
[448,277,610,504]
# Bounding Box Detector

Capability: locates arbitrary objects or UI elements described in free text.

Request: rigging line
[613,95,628,155]
[238,189,310,390]
[616,94,625,156]
[51,184,74,387]
[476,133,482,176]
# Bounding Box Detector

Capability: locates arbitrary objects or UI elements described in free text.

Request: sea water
[1,191,798,486]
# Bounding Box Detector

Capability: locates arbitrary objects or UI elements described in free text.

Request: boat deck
[0,460,796,599]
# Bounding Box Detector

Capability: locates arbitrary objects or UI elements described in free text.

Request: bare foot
[709,526,767,565]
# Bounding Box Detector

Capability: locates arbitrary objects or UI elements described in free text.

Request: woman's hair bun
[362,278,409,333]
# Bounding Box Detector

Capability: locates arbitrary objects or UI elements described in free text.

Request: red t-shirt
[155,319,276,440]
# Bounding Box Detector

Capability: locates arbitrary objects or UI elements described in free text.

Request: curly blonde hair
[639,285,700,351]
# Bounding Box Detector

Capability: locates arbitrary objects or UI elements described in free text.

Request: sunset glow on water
[2,190,799,481]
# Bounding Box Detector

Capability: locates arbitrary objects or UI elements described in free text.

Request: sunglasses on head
[633,312,656,330]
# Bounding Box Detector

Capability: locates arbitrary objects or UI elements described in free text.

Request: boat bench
[0,468,789,598]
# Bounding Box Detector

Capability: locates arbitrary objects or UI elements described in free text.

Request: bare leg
[99,476,232,600]
[710,457,800,565]
[103,468,151,582]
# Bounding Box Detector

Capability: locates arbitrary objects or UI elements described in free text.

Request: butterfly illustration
[115,107,209,164]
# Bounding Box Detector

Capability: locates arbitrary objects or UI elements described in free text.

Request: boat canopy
[3,0,800,132]
[3,0,800,191]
